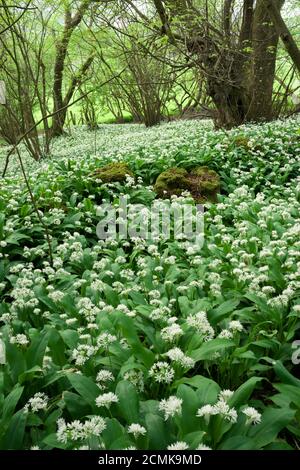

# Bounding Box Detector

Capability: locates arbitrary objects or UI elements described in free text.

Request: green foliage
[0,117,299,450]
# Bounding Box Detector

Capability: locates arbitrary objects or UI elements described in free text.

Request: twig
[1,69,126,265]
[1,69,126,178]
[16,146,54,266]
[0,1,34,35]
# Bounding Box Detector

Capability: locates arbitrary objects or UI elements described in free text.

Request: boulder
[154,166,220,203]
[92,162,134,183]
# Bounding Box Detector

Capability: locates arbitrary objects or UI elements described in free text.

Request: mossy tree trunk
[152,0,287,129]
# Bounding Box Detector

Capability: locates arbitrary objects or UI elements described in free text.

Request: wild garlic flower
[128,424,147,439]
[10,334,29,346]
[242,407,262,425]
[159,396,183,421]
[57,416,106,443]
[161,323,183,342]
[186,312,214,341]
[25,392,48,413]
[167,442,189,450]
[228,320,243,332]
[96,392,119,408]
[165,347,195,369]
[148,362,175,384]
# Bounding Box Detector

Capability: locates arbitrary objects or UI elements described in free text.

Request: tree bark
[52,0,91,137]
[263,0,300,73]
[247,0,285,121]
[151,0,289,128]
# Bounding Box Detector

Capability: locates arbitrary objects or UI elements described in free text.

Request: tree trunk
[52,1,91,137]
[264,0,300,73]
[152,0,287,128]
[247,0,285,121]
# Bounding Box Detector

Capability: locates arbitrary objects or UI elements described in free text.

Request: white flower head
[149,362,175,384]
[242,406,262,425]
[167,441,189,450]
[159,396,183,420]
[96,392,119,408]
[196,444,212,450]
[228,320,243,332]
[128,423,147,439]
[218,389,234,402]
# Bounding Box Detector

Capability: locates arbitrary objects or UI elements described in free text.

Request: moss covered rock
[232,135,251,150]
[93,162,134,183]
[190,166,220,202]
[154,168,190,198]
[154,166,220,203]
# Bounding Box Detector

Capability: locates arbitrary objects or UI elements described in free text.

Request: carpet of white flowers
[0,118,300,450]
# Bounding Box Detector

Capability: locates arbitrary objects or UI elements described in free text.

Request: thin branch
[0,0,33,35]
[2,68,126,178]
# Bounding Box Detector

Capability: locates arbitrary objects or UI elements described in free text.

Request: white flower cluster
[57,416,106,443]
[197,390,261,426]
[159,396,183,420]
[25,393,49,413]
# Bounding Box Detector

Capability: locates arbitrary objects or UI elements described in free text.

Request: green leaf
[102,419,125,450]
[104,285,119,307]
[19,366,43,385]
[229,377,263,407]
[116,380,139,424]
[219,436,256,450]
[117,315,154,368]
[26,330,50,369]
[67,373,99,408]
[109,436,134,450]
[63,391,91,419]
[190,339,235,362]
[5,343,26,383]
[249,407,295,448]
[1,410,27,450]
[184,431,206,449]
[60,330,79,349]
[176,384,199,435]
[145,413,168,450]
[1,385,24,421]
[273,361,300,387]
[208,299,240,325]
[43,433,66,450]
[174,375,220,405]
[273,384,300,408]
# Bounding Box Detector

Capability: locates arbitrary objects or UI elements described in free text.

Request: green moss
[232,135,251,150]
[93,162,134,183]
[154,166,220,202]
[154,168,190,197]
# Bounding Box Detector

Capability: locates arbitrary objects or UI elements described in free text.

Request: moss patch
[92,162,134,183]
[232,135,251,150]
[154,166,220,203]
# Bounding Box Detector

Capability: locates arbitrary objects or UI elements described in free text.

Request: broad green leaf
[208,299,240,325]
[229,377,263,407]
[26,330,50,369]
[273,361,300,387]
[145,413,168,450]
[176,384,199,435]
[116,380,139,424]
[249,407,295,448]
[219,436,257,450]
[1,385,24,421]
[191,339,235,362]
[102,419,125,450]
[67,373,99,408]
[1,410,27,450]
[273,384,300,408]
